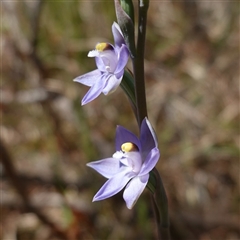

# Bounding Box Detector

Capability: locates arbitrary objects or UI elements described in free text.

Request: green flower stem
[137,0,149,62]
[121,1,170,238]
[132,58,147,127]
[131,0,149,127]
[132,2,170,238]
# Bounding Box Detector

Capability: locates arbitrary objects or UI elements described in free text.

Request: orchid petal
[102,74,122,95]
[139,147,160,176]
[115,126,140,151]
[115,69,124,80]
[124,151,142,173]
[99,50,118,73]
[112,22,124,48]
[145,118,158,147]
[87,158,121,179]
[119,157,129,166]
[140,118,158,159]
[73,69,101,87]
[123,174,149,209]
[93,168,134,201]
[95,57,107,72]
[115,45,129,74]
[81,75,107,105]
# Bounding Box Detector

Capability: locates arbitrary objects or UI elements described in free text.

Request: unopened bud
[114,0,136,58]
[120,0,135,25]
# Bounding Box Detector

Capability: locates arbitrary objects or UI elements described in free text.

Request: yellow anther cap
[121,142,138,152]
[96,43,112,52]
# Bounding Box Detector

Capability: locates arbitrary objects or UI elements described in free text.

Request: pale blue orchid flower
[74,22,129,105]
[87,118,160,209]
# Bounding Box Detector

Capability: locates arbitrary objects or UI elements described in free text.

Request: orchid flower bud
[120,0,135,25]
[114,0,136,58]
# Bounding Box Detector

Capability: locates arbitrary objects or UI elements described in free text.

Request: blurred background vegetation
[1,0,239,239]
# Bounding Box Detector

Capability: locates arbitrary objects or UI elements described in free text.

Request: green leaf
[120,70,137,116]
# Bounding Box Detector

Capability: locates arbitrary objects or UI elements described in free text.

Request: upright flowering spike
[74,22,129,105]
[86,118,160,209]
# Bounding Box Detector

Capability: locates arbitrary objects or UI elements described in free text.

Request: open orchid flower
[74,22,129,105]
[87,118,160,209]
